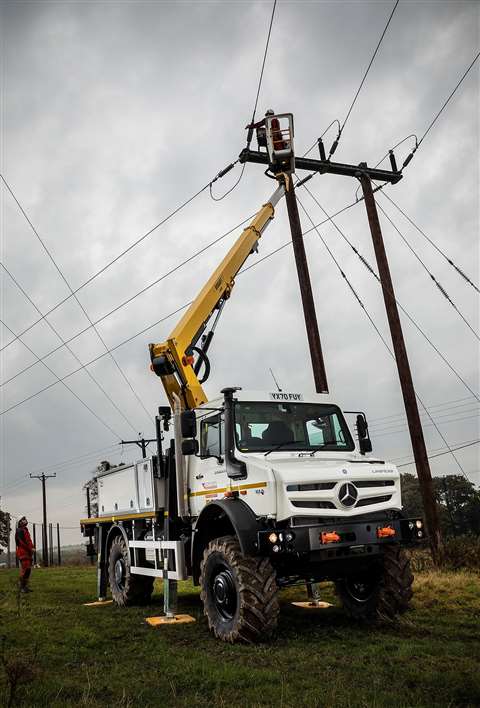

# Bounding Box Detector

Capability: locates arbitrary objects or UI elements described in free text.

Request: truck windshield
[234,402,354,453]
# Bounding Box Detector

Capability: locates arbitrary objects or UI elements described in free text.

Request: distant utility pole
[284,183,329,394]
[358,171,443,564]
[30,472,56,567]
[121,437,157,459]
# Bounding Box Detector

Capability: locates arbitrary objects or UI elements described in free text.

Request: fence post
[57,523,61,566]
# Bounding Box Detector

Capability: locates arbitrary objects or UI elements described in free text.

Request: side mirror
[181,410,196,439]
[158,406,171,432]
[356,414,372,455]
[182,439,199,456]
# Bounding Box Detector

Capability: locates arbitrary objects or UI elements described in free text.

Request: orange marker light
[320,531,341,544]
[377,526,396,538]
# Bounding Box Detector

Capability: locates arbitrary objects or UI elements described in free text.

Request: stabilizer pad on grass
[83,599,113,607]
[291,601,333,609]
[146,614,196,626]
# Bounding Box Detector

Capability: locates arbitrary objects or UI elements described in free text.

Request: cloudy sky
[1,0,478,547]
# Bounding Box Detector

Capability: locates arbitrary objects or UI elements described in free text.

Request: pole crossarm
[239,149,403,184]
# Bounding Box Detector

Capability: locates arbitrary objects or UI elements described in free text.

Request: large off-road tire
[108,535,154,607]
[200,535,279,643]
[335,545,414,621]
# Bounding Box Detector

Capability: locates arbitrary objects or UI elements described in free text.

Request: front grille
[354,480,394,488]
[287,482,336,492]
[356,494,392,508]
[291,500,336,509]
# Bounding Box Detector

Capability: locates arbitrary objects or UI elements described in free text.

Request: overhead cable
[300,183,480,402]
[397,439,480,468]
[376,203,480,340]
[247,0,278,144]
[383,51,480,173]
[0,262,140,434]
[1,175,152,423]
[329,0,400,158]
[378,191,480,294]
[369,395,478,425]
[0,164,235,353]
[0,213,258,387]
[0,316,122,438]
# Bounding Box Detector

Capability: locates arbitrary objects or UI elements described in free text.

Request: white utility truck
[81,114,423,642]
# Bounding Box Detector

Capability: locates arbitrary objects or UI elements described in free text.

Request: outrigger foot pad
[146,614,195,626]
[291,601,333,609]
[83,599,113,607]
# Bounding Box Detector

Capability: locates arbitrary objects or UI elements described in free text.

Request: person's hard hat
[18,516,28,526]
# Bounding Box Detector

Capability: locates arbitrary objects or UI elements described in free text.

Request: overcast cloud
[1,0,478,546]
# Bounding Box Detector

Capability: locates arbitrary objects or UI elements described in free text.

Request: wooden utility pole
[30,472,56,566]
[358,170,443,564]
[284,182,329,393]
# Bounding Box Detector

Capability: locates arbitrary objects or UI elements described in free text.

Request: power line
[397,440,480,468]
[370,407,480,434]
[372,412,479,439]
[0,315,123,438]
[417,51,480,148]
[0,262,140,434]
[374,52,480,175]
[247,0,277,139]
[378,191,480,294]
[0,212,257,387]
[300,183,479,403]
[0,168,223,353]
[392,437,479,462]
[0,301,193,416]
[376,204,479,340]
[1,176,152,424]
[330,0,400,157]
[369,395,478,425]
[369,402,480,431]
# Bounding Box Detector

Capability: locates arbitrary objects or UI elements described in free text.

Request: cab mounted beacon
[81,112,423,643]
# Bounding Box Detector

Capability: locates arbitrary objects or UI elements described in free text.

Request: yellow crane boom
[149,179,286,410]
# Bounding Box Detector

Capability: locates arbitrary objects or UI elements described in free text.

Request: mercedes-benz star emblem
[338,482,358,507]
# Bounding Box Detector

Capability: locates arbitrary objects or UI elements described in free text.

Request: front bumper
[258,516,425,561]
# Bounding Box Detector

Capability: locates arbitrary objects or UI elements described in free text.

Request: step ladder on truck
[80,112,424,643]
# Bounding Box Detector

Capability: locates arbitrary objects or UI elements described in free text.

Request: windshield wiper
[264,441,302,457]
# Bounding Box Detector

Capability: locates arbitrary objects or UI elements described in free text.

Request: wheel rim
[344,575,377,603]
[211,564,237,621]
[114,558,126,590]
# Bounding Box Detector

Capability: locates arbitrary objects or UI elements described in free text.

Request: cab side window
[200,415,223,457]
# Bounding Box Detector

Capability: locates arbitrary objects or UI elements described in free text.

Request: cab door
[189,412,227,516]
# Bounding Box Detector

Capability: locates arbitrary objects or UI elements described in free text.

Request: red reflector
[320,531,341,544]
[181,355,195,366]
[377,526,396,538]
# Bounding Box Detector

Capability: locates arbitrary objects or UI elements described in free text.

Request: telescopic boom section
[149,182,285,410]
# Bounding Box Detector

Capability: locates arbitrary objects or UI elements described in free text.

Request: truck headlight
[268,532,278,544]
[416,520,423,529]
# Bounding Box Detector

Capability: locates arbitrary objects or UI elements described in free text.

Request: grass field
[1,566,479,707]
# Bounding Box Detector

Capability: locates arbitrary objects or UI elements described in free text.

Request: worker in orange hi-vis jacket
[15,517,35,593]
